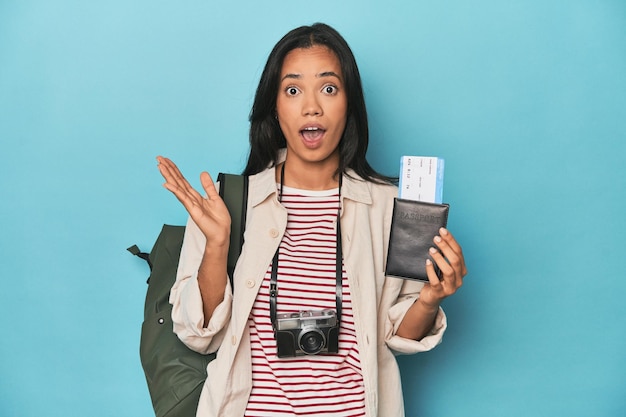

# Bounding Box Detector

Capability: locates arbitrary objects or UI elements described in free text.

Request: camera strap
[269,163,343,330]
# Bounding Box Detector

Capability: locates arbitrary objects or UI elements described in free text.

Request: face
[276,45,347,172]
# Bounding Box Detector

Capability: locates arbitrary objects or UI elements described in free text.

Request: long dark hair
[243,23,392,184]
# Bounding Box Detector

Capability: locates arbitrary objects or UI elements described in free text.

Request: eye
[322,84,338,95]
[285,86,300,96]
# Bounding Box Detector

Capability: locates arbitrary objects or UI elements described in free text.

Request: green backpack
[128,173,248,417]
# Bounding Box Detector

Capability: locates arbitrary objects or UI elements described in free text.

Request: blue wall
[1,1,625,416]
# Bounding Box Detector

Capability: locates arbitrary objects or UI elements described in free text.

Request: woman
[157,23,466,417]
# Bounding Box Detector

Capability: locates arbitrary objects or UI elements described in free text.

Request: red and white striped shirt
[245,186,365,417]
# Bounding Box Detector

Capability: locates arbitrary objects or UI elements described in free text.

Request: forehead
[280,45,342,77]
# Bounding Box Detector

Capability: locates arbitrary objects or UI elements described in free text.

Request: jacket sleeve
[384,278,447,354]
[169,216,232,354]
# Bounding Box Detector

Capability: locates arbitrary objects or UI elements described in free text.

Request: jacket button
[269,228,279,238]
[231,336,237,345]
[246,279,255,288]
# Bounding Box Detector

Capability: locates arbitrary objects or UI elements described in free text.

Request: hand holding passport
[385,156,450,281]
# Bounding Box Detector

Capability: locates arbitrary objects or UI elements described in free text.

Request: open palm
[157,156,231,248]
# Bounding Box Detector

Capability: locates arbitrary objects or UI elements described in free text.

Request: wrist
[416,297,440,314]
[203,242,229,259]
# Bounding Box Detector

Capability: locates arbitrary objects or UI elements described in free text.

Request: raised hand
[156,156,231,248]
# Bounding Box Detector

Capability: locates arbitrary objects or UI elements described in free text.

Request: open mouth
[300,126,326,142]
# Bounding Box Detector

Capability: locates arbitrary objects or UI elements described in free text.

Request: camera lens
[298,329,325,355]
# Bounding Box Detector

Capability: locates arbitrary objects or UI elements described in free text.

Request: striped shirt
[245,186,365,417]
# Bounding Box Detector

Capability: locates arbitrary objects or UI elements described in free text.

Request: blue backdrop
[1,1,625,416]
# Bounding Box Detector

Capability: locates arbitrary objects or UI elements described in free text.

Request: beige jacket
[170,163,447,417]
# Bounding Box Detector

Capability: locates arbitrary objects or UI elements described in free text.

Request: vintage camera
[274,309,339,357]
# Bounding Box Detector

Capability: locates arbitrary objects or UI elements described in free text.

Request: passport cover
[385,198,450,281]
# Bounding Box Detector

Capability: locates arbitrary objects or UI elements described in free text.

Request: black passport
[385,199,450,281]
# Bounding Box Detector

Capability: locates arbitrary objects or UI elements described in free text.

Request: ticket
[398,156,444,203]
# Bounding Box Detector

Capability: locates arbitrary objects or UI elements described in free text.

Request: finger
[437,228,468,277]
[157,158,206,212]
[157,157,204,202]
[158,157,191,191]
[157,157,187,190]
[433,237,462,274]
[425,258,442,288]
[428,247,459,290]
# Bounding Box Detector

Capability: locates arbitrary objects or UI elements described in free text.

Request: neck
[277,158,340,190]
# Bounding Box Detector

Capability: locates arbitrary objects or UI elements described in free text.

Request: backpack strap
[218,173,249,287]
[127,244,152,270]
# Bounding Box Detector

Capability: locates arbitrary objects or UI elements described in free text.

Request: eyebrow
[281,71,342,82]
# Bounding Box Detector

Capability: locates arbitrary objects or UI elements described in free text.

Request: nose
[302,93,322,117]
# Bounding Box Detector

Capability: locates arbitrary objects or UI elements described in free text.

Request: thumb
[200,172,219,199]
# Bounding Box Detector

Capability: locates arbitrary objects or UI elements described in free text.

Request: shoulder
[368,181,397,222]
[368,180,398,200]
[247,166,278,206]
[343,170,397,204]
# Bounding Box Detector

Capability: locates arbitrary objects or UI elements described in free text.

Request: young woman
[157,23,466,417]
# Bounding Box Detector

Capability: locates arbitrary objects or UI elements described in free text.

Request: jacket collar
[247,149,373,207]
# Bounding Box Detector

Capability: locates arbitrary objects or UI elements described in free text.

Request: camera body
[275,309,339,357]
